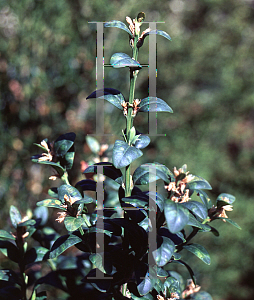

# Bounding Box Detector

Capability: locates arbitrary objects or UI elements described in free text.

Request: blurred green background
[0,0,254,299]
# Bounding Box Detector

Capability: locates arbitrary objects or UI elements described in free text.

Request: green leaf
[86,88,125,110]
[89,253,112,275]
[110,52,141,68]
[58,185,82,203]
[153,236,175,267]
[54,132,76,157]
[216,193,235,208]
[64,216,86,232]
[0,240,20,263]
[144,29,172,41]
[217,218,241,230]
[196,190,212,209]
[104,20,132,36]
[146,192,164,212]
[31,160,65,177]
[182,201,208,219]
[112,140,143,168]
[9,205,22,228]
[187,214,210,231]
[34,206,49,226]
[86,136,100,154]
[133,163,173,185]
[33,139,49,151]
[192,291,213,300]
[34,291,47,300]
[0,230,15,240]
[129,126,136,144]
[163,276,181,298]
[164,201,190,233]
[37,199,63,209]
[170,259,196,285]
[49,234,82,259]
[83,162,122,181]
[139,97,173,113]
[134,135,151,149]
[183,243,211,265]
[48,187,58,198]
[0,269,20,285]
[64,151,75,170]
[24,246,49,265]
[137,266,157,296]
[187,176,212,190]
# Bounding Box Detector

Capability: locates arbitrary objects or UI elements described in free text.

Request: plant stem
[125,35,139,198]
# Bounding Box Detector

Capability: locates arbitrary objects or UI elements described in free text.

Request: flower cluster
[164,167,194,203]
[208,196,233,222]
[121,99,141,117]
[157,292,179,300]
[126,15,151,48]
[181,279,201,298]
[56,194,81,223]
[38,140,54,162]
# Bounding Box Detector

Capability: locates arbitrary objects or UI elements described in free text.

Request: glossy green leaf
[183,243,211,265]
[75,196,94,205]
[9,205,22,228]
[58,185,82,203]
[187,214,210,231]
[86,88,125,110]
[104,20,132,36]
[64,151,75,170]
[164,201,190,233]
[17,219,36,227]
[64,216,86,232]
[24,246,49,265]
[49,234,82,259]
[144,29,172,41]
[192,291,213,300]
[216,193,235,208]
[187,176,212,190]
[196,189,212,209]
[112,140,143,168]
[83,162,122,181]
[146,191,164,211]
[0,230,15,240]
[54,132,76,157]
[139,97,173,113]
[0,240,19,263]
[137,266,157,296]
[153,236,175,267]
[163,276,181,298]
[86,136,100,154]
[89,253,113,275]
[37,199,63,209]
[133,163,173,185]
[34,206,49,226]
[31,159,65,176]
[110,52,141,68]
[182,201,208,219]
[134,135,151,149]
[122,195,148,208]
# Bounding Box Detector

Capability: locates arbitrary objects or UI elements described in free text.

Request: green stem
[124,35,139,198]
[122,283,128,296]
[61,171,70,185]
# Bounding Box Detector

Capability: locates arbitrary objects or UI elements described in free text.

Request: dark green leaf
[134,135,151,149]
[187,176,212,190]
[153,236,175,267]
[31,160,65,177]
[24,246,49,265]
[110,52,141,68]
[86,136,100,154]
[139,97,173,113]
[49,234,82,259]
[64,151,75,170]
[89,253,113,275]
[37,199,63,209]
[144,29,172,41]
[163,276,181,298]
[64,216,86,232]
[0,230,15,241]
[164,201,190,233]
[54,132,76,156]
[86,88,125,110]
[35,291,47,300]
[146,192,164,211]
[192,291,213,300]
[0,240,19,263]
[83,162,122,181]
[17,219,36,227]
[112,140,143,168]
[104,20,132,36]
[48,187,58,198]
[196,190,212,209]
[133,163,173,185]
[182,201,208,219]
[9,205,22,228]
[122,195,148,208]
[58,185,82,203]
[183,243,211,265]
[75,179,97,192]
[0,269,20,285]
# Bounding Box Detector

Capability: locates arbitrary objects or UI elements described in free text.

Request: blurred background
[0,0,254,299]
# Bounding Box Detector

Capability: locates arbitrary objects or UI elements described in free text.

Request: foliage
[0,11,242,300]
